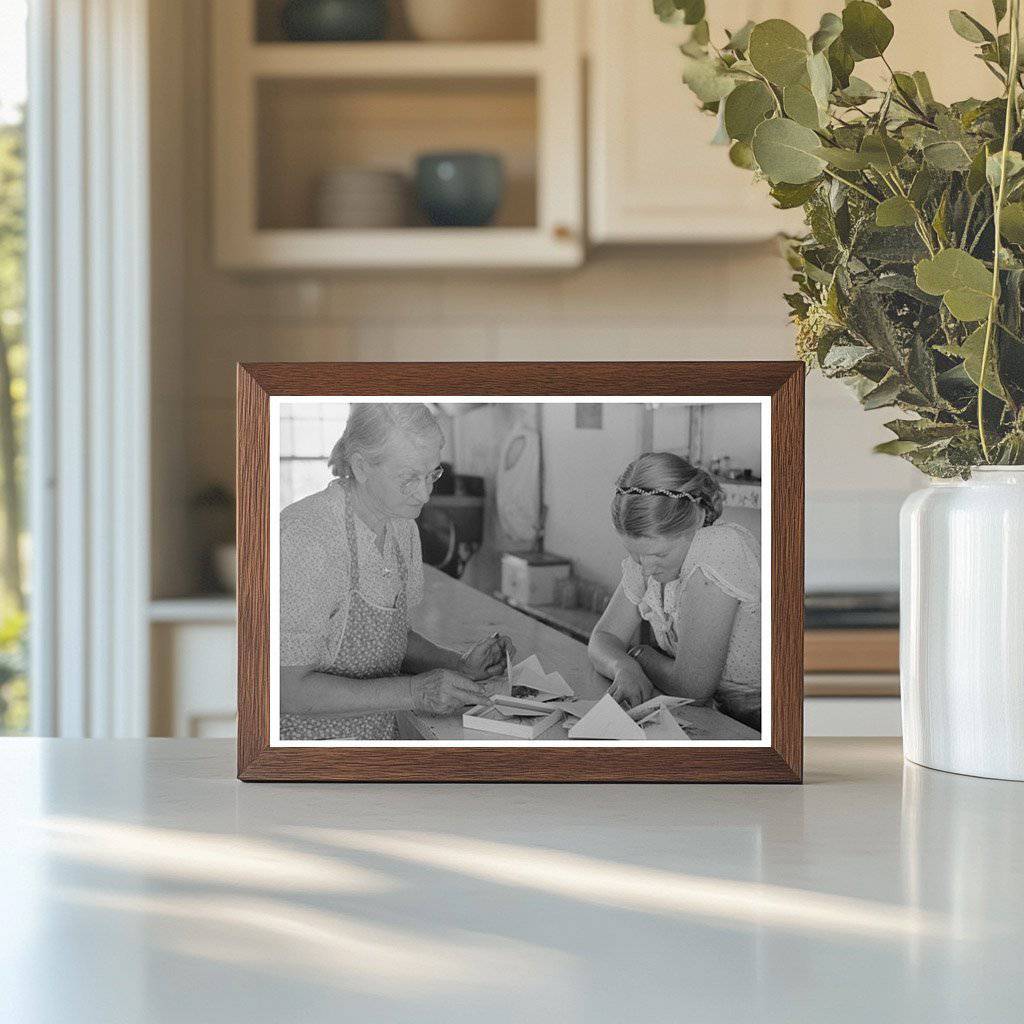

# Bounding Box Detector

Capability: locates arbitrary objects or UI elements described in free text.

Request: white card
[567,693,645,740]
[641,706,690,740]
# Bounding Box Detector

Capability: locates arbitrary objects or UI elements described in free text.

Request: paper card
[567,693,646,740]
[514,654,545,677]
[509,656,575,698]
[641,706,691,740]
[491,695,556,714]
[492,703,549,718]
[627,695,695,723]
[549,699,597,719]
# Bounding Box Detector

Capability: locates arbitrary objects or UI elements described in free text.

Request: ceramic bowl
[414,152,504,228]
[403,0,533,42]
[280,0,388,42]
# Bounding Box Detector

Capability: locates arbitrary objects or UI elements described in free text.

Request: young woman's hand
[411,669,488,715]
[608,661,654,710]
[457,633,516,680]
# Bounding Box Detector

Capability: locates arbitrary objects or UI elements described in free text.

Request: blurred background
[2,0,1000,740]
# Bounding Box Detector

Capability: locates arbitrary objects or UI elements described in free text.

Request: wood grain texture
[236,361,805,783]
[804,629,899,674]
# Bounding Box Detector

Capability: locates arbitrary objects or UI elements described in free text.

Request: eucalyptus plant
[658,0,1024,475]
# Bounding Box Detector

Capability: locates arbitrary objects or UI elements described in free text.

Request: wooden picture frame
[237,362,804,782]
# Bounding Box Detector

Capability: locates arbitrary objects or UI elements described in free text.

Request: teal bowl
[280,0,387,42]
[415,152,505,228]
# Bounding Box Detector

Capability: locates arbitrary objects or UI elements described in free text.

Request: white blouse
[619,522,761,712]
[279,482,424,669]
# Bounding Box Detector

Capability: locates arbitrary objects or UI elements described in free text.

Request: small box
[501,551,572,607]
[463,704,565,740]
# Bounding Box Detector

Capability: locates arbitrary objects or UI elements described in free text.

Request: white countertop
[2,738,1022,1023]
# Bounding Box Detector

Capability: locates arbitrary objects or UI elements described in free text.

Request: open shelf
[249,42,544,78]
[257,76,537,232]
[213,0,581,268]
[254,0,538,45]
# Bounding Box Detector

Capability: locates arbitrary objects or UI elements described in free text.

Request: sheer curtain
[28,0,150,736]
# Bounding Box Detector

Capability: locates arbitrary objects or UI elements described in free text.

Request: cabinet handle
[552,224,574,241]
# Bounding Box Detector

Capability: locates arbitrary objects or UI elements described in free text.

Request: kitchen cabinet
[587,0,998,244]
[587,1,811,243]
[211,0,583,269]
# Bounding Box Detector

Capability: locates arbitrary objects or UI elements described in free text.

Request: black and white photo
[269,397,769,746]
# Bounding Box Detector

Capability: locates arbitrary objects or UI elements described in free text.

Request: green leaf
[948,10,993,44]
[783,83,822,129]
[993,1,1008,25]
[752,117,827,184]
[770,179,820,209]
[681,0,705,25]
[653,0,704,24]
[874,439,921,455]
[729,140,757,169]
[842,1,894,60]
[681,55,736,103]
[912,71,935,105]
[807,51,833,111]
[827,37,855,90]
[862,374,902,409]
[959,325,1007,398]
[810,12,843,54]
[884,418,963,443]
[723,81,775,143]
[986,150,1024,190]
[932,189,950,246]
[690,20,710,46]
[860,133,905,172]
[814,145,872,170]
[836,75,877,105]
[724,20,756,53]
[923,141,973,171]
[875,196,918,228]
[653,0,677,24]
[967,143,992,194]
[999,202,1024,242]
[914,249,994,321]
[909,165,936,205]
[748,19,809,87]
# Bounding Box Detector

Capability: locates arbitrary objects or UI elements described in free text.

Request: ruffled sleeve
[620,556,646,605]
[680,524,760,605]
[279,518,343,667]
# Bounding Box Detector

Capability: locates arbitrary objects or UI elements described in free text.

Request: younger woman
[588,452,762,731]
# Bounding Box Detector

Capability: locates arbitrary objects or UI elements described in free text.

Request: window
[278,401,350,509]
[0,0,27,735]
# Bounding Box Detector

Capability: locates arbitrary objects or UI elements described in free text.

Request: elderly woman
[588,452,762,731]
[279,402,512,740]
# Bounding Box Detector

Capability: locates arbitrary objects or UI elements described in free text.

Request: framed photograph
[237,362,804,782]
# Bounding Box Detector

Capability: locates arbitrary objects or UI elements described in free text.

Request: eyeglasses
[399,465,444,496]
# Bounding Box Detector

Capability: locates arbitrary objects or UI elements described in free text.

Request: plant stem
[979,0,1021,462]
[821,167,879,203]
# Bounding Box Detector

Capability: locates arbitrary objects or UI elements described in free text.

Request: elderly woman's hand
[411,669,488,715]
[458,633,516,681]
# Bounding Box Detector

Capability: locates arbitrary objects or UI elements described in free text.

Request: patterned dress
[280,485,414,741]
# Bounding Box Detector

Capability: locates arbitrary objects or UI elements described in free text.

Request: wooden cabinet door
[588,1,813,243]
[587,1,999,244]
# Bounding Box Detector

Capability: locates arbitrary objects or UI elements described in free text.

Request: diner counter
[408,566,758,741]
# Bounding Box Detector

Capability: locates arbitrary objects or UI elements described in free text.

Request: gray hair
[611,452,723,537]
[328,402,442,479]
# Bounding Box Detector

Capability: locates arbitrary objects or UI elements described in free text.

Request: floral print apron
[280,498,407,741]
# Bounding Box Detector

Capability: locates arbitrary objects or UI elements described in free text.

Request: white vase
[900,466,1024,780]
